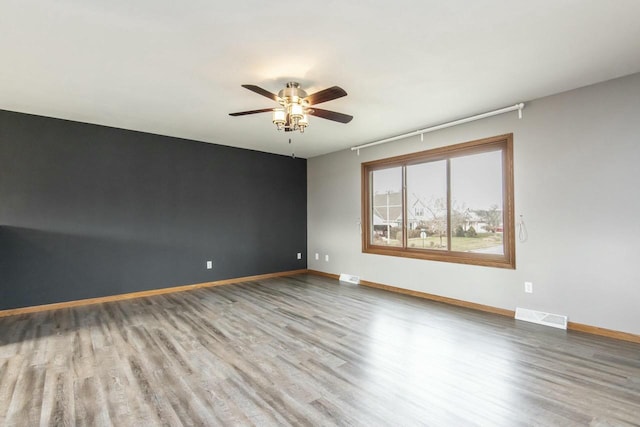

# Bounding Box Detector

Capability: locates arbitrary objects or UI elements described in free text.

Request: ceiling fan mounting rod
[278,82,308,105]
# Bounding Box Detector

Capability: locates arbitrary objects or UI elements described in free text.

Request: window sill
[363,246,516,269]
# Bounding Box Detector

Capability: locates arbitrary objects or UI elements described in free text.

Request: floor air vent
[339,274,360,285]
[515,307,568,330]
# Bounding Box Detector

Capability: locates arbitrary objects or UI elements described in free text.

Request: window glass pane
[363,134,514,268]
[371,167,403,247]
[406,160,448,250]
[450,150,504,254]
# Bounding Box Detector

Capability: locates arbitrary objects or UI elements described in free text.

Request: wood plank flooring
[1,274,639,426]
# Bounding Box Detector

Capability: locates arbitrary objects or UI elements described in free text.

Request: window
[362,134,515,269]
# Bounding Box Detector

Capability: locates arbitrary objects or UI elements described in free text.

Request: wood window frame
[361,133,515,269]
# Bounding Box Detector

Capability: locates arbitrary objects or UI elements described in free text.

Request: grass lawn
[406,233,503,252]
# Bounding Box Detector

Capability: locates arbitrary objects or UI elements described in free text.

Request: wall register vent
[515,307,568,330]
[339,274,360,285]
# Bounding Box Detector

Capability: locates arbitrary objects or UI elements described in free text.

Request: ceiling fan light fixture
[298,114,309,132]
[272,108,286,130]
[289,103,303,120]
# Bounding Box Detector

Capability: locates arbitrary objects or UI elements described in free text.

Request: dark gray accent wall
[0,109,307,310]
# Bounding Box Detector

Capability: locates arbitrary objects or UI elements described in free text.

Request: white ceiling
[2,1,640,158]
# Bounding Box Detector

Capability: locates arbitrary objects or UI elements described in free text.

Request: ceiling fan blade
[308,108,353,123]
[241,84,281,102]
[229,108,274,117]
[304,86,347,105]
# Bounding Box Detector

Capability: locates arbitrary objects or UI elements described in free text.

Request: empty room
[1,1,639,426]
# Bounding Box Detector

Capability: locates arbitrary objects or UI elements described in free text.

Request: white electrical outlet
[325,254,329,262]
[315,253,319,260]
[297,252,302,260]
[206,260,213,270]
[524,281,533,293]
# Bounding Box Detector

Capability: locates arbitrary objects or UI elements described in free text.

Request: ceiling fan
[229,82,353,133]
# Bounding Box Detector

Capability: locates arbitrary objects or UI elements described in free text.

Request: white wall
[307,72,640,336]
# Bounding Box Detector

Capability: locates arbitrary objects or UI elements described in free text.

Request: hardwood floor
[0,274,639,426]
